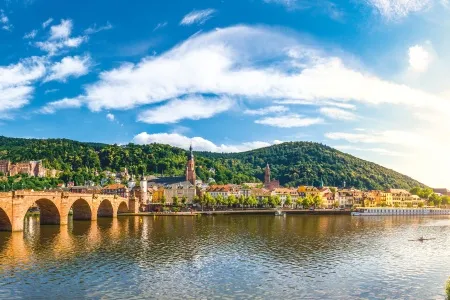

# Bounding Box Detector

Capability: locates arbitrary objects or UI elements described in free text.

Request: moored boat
[351,207,450,216]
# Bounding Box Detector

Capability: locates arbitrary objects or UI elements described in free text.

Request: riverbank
[119,209,351,216]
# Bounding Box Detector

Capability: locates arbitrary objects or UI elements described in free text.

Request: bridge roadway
[0,190,129,232]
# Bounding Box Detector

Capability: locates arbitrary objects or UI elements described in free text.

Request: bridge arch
[98,199,114,218]
[0,208,11,231]
[117,201,128,214]
[71,198,92,220]
[33,198,61,225]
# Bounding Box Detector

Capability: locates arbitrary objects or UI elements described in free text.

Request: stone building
[101,183,129,198]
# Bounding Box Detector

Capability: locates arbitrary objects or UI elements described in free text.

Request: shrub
[446,278,450,299]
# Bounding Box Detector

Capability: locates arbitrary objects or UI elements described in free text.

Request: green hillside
[0,136,425,190]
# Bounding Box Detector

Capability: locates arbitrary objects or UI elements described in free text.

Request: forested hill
[0,136,425,190]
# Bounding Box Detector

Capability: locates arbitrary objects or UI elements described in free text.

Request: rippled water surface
[0,215,449,299]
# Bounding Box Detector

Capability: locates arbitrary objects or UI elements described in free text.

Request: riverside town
[1,145,449,215]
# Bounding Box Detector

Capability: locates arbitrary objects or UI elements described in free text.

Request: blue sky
[1,0,450,187]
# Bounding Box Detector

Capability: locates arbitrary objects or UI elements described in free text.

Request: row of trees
[164,193,324,210]
[410,187,450,207]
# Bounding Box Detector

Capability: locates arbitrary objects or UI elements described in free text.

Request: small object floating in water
[408,236,436,242]
[275,210,285,216]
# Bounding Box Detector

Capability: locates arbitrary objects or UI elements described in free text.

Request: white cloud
[334,145,405,156]
[325,130,424,147]
[138,95,232,124]
[319,107,357,120]
[84,22,113,35]
[106,113,115,121]
[180,9,216,26]
[244,105,288,116]
[365,0,433,19]
[36,19,87,55]
[38,98,82,114]
[276,99,356,110]
[255,114,324,128]
[153,22,168,31]
[42,18,53,29]
[0,57,46,112]
[60,25,448,118]
[44,55,91,82]
[133,132,275,152]
[23,29,38,39]
[0,10,12,31]
[49,19,72,40]
[408,44,432,72]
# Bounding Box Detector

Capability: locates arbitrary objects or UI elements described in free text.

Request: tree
[181,196,187,207]
[161,195,166,205]
[296,198,303,208]
[172,196,179,206]
[248,196,258,207]
[199,194,208,210]
[269,195,281,208]
[312,195,322,208]
[216,195,224,207]
[302,197,311,209]
[333,201,339,208]
[284,194,292,207]
[261,196,269,207]
[228,195,237,207]
[238,195,245,209]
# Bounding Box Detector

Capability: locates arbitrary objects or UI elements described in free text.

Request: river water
[0,215,449,299]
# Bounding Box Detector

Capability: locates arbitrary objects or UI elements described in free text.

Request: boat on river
[351,207,450,216]
[275,210,286,216]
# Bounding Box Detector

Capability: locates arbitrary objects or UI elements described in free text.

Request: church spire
[186,144,196,185]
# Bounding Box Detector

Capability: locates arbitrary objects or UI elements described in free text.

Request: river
[0,215,449,299]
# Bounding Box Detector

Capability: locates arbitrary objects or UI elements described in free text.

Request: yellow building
[151,187,165,203]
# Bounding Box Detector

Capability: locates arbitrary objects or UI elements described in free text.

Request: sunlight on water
[0,215,449,299]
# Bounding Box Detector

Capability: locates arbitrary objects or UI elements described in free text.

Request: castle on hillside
[0,160,59,178]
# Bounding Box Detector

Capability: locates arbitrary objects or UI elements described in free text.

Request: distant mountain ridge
[0,136,425,190]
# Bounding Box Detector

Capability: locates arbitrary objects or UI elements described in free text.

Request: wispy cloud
[365,0,434,20]
[106,113,115,121]
[38,98,82,114]
[255,114,324,128]
[334,145,405,156]
[84,22,113,35]
[153,21,168,31]
[42,18,53,29]
[180,8,216,26]
[133,132,276,153]
[319,107,357,120]
[0,10,12,31]
[325,130,422,147]
[35,19,87,55]
[138,96,233,124]
[23,29,38,39]
[244,105,288,116]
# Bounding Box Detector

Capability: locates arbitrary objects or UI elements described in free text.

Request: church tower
[186,144,196,185]
[264,163,271,186]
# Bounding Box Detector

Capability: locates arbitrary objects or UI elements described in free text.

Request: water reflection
[0,215,449,299]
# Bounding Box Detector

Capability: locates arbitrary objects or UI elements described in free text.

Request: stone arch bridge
[0,191,130,232]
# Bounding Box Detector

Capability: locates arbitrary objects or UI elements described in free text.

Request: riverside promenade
[120,209,351,216]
